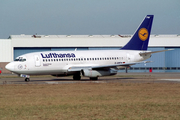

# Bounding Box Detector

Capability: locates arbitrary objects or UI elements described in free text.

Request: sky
[0,0,180,39]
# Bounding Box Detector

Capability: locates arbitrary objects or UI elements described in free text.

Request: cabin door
[127,53,131,62]
[34,55,41,67]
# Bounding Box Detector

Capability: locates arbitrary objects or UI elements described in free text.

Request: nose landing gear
[25,78,30,82]
[20,74,30,82]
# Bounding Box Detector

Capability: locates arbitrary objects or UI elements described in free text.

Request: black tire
[25,78,30,82]
[73,75,81,80]
[90,77,98,80]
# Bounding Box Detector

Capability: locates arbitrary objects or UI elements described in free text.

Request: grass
[0,83,180,119]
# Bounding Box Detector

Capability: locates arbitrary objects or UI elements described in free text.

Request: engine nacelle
[82,69,117,77]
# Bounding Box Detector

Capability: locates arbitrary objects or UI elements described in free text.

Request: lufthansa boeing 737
[5,15,171,81]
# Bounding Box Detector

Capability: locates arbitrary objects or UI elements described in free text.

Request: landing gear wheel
[73,72,81,80]
[90,77,98,80]
[25,78,30,82]
[73,75,81,80]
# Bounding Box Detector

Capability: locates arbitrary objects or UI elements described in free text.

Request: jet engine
[81,69,117,78]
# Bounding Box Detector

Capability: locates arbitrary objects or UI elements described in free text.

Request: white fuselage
[6,50,151,76]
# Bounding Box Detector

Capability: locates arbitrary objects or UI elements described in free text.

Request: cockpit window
[15,57,26,62]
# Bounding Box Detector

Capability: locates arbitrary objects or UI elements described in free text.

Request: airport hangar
[0,34,180,74]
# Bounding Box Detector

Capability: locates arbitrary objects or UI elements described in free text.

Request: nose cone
[5,63,14,71]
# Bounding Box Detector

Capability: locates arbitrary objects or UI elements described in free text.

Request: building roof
[9,34,180,39]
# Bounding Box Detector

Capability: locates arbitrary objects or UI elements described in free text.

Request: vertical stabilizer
[121,15,154,50]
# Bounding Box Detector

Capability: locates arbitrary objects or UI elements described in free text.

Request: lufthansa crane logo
[138,28,149,41]
[18,64,23,70]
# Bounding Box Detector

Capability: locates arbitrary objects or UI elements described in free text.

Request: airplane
[5,15,172,82]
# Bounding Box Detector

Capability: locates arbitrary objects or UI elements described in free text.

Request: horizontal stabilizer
[139,49,173,56]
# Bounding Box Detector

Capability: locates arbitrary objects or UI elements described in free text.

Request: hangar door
[165,48,180,67]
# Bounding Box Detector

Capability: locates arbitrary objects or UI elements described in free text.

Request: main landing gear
[73,72,81,80]
[73,74,81,80]
[90,77,98,80]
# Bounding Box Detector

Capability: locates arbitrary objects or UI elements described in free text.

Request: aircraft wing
[139,49,173,56]
[68,61,151,72]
